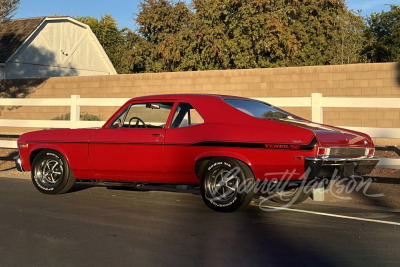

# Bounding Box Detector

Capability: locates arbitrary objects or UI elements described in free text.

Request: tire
[267,186,311,205]
[31,150,75,194]
[201,157,254,212]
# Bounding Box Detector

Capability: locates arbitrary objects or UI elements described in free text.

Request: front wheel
[201,157,254,212]
[31,150,75,194]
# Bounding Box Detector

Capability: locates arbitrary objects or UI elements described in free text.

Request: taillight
[317,147,330,158]
[365,148,375,157]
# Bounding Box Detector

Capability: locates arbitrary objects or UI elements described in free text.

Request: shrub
[52,112,102,121]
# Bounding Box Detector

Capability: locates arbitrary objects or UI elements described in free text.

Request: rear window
[224,99,301,120]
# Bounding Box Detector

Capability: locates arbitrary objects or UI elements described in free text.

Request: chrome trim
[305,156,379,164]
[13,156,25,172]
[320,156,379,162]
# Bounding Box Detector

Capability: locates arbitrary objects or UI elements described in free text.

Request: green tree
[0,0,19,22]
[190,0,231,70]
[134,0,367,72]
[192,0,367,68]
[114,30,149,73]
[135,0,196,72]
[76,14,135,73]
[364,5,400,62]
[327,10,368,65]
[192,0,302,69]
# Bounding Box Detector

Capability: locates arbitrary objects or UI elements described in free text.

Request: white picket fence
[0,93,399,169]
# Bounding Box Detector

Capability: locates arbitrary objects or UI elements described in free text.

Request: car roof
[122,93,270,125]
[129,94,250,102]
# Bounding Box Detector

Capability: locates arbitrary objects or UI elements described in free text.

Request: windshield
[224,98,302,120]
[109,102,174,129]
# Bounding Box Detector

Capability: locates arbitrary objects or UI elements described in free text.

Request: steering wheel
[128,117,147,128]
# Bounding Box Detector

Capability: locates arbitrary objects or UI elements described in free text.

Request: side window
[110,102,174,129]
[170,103,204,129]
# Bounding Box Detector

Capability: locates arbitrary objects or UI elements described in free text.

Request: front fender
[24,144,71,171]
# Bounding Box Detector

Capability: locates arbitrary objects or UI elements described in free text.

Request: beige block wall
[1,62,399,144]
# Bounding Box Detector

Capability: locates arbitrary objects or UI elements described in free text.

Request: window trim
[107,101,176,129]
[168,102,205,129]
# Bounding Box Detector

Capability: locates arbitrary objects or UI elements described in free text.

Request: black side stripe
[192,137,317,150]
[191,141,265,149]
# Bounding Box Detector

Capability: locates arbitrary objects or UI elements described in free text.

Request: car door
[89,101,174,181]
[164,102,206,183]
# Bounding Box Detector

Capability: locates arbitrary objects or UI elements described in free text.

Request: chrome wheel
[36,159,64,186]
[205,168,240,204]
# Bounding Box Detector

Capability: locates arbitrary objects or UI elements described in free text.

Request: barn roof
[0,17,45,63]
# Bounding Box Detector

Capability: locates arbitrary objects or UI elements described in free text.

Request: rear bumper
[14,156,25,172]
[305,157,379,179]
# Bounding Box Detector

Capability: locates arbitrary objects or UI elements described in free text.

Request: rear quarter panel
[164,121,317,182]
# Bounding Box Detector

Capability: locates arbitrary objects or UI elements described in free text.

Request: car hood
[271,119,372,147]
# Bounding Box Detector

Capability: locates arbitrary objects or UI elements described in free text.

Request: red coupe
[15,94,379,211]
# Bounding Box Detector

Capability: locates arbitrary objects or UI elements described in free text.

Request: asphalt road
[0,177,399,267]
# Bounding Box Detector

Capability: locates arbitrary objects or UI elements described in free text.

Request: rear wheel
[201,157,254,212]
[31,150,75,194]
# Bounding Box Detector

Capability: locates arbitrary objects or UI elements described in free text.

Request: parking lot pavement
[0,177,399,266]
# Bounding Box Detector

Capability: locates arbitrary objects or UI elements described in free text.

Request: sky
[13,0,399,31]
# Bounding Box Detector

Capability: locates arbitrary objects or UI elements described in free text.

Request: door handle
[152,133,164,138]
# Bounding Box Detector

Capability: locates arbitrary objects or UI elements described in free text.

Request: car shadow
[0,150,18,161]
[376,146,400,157]
[0,149,18,172]
[191,205,342,266]
[327,176,400,209]
[104,183,202,195]
[68,183,95,193]
[367,176,400,184]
